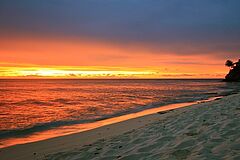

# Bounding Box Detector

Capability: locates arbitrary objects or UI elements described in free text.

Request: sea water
[0,79,239,141]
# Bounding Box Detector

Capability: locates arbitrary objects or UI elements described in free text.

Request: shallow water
[0,79,239,139]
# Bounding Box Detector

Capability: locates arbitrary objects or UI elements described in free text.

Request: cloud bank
[0,0,240,58]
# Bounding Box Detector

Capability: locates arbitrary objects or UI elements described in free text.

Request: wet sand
[1,94,240,160]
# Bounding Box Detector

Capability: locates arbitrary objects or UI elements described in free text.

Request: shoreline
[0,95,222,149]
[1,94,237,160]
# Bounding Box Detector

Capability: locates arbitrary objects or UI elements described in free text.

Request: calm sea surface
[0,79,239,139]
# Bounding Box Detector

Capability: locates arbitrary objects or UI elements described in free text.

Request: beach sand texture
[1,94,240,160]
[46,94,240,160]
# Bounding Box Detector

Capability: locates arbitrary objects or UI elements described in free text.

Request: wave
[12,99,53,106]
[8,98,80,107]
[0,119,95,139]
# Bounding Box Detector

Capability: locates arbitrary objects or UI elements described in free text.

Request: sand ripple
[46,95,240,160]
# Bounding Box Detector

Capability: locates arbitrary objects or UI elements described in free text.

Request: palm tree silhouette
[224,59,240,82]
[225,60,234,68]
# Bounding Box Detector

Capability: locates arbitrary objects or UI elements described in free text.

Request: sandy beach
[1,93,240,160]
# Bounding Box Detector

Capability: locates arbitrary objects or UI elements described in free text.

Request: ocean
[0,79,239,147]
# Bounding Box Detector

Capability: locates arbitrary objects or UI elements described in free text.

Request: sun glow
[19,69,155,78]
[0,65,226,79]
[0,66,159,79]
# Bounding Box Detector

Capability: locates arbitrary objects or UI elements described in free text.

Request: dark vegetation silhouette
[224,59,240,82]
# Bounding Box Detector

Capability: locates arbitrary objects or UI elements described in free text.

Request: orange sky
[0,34,228,79]
[1,0,239,79]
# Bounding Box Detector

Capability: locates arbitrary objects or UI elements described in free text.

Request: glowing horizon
[0,64,226,79]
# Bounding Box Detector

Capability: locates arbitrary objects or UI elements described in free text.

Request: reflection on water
[0,79,239,145]
[0,97,221,148]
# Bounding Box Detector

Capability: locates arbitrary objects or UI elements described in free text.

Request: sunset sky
[0,0,240,78]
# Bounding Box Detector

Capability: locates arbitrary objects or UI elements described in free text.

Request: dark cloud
[0,0,240,58]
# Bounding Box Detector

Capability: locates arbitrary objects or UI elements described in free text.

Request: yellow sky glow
[0,65,226,79]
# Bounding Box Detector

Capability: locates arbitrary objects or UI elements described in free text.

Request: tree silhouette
[224,59,240,82]
[225,60,234,68]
